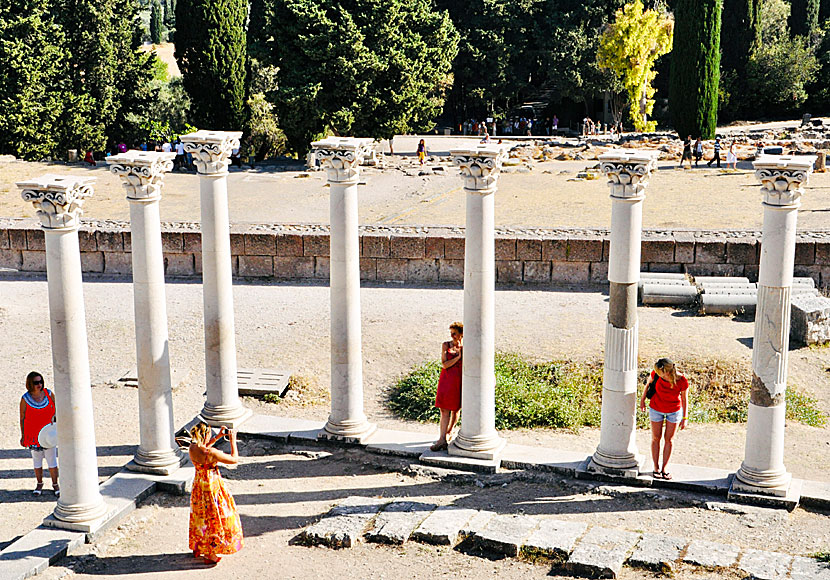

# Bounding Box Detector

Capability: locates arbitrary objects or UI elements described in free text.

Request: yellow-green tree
[597,0,673,132]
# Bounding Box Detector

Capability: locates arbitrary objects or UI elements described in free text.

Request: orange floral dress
[189,461,244,559]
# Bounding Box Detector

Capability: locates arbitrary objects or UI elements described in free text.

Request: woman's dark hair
[26,371,44,392]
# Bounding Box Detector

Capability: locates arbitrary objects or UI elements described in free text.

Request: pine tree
[790,0,820,38]
[721,0,761,77]
[150,0,163,44]
[175,0,248,130]
[669,0,722,139]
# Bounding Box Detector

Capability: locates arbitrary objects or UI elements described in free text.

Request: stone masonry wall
[1,218,829,288]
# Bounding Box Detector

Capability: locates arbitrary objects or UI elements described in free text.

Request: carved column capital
[180,130,242,176]
[311,137,374,184]
[598,151,658,200]
[109,151,176,202]
[754,155,816,208]
[17,174,94,231]
[450,143,509,193]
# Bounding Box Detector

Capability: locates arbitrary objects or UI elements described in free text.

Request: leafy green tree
[721,0,761,80]
[790,0,820,38]
[669,0,722,138]
[150,0,163,44]
[746,36,818,113]
[597,0,673,132]
[253,0,458,153]
[807,20,830,112]
[176,0,248,130]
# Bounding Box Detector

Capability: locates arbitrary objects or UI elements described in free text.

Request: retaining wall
[1,218,829,287]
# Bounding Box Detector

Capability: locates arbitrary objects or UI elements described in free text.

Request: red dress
[435,343,462,411]
[189,461,244,560]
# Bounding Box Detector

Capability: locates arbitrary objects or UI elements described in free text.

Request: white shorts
[31,447,58,469]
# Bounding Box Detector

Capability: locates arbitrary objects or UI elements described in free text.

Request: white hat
[38,423,58,449]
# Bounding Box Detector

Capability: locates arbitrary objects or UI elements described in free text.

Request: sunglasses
[33,379,44,385]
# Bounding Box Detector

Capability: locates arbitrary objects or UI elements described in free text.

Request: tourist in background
[639,358,689,480]
[188,423,244,564]
[727,141,738,170]
[707,137,721,168]
[694,137,703,167]
[19,371,59,497]
[417,139,427,166]
[431,322,463,452]
[680,135,692,169]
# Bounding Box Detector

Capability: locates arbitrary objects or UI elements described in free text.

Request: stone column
[181,131,251,428]
[311,137,376,443]
[447,144,508,461]
[733,155,816,499]
[589,151,658,477]
[17,175,108,525]
[109,151,184,474]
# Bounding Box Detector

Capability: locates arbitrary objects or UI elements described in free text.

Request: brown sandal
[429,441,448,452]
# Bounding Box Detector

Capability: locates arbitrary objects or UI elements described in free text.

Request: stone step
[410,506,479,546]
[299,496,387,549]
[791,556,830,580]
[472,513,540,557]
[520,519,587,562]
[627,533,686,573]
[562,526,640,579]
[738,548,793,580]
[683,539,740,568]
[365,500,437,545]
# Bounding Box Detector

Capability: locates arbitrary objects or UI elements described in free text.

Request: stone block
[391,236,425,259]
[517,239,542,260]
[674,233,695,263]
[738,549,792,580]
[683,539,740,568]
[276,234,304,257]
[439,259,464,282]
[694,239,726,263]
[182,232,201,253]
[444,237,465,259]
[366,501,437,545]
[425,237,445,259]
[641,239,674,263]
[495,238,516,260]
[230,233,245,256]
[303,234,330,257]
[568,236,603,261]
[194,253,202,275]
[602,239,611,261]
[523,261,551,283]
[377,258,407,281]
[791,556,830,580]
[551,261,590,283]
[245,233,276,256]
[459,511,496,540]
[161,232,183,253]
[301,496,387,549]
[590,262,609,282]
[410,507,477,547]
[686,263,745,278]
[793,266,822,283]
[497,260,523,283]
[520,519,587,561]
[273,256,313,278]
[815,241,830,265]
[360,258,377,280]
[364,429,433,458]
[627,534,685,573]
[8,229,27,250]
[745,265,760,282]
[239,414,325,442]
[104,252,132,275]
[123,231,132,253]
[97,230,124,252]
[21,251,46,272]
[790,294,830,345]
[499,444,589,475]
[407,259,439,282]
[473,514,539,557]
[563,527,640,579]
[645,262,683,274]
[315,257,330,279]
[0,249,22,270]
[165,254,195,277]
[0,229,7,250]
[0,525,85,580]
[77,229,97,252]
[795,241,816,265]
[26,229,45,251]
[81,252,105,273]
[362,235,391,258]
[726,239,758,265]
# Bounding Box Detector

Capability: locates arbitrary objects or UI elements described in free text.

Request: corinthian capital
[598,150,658,199]
[180,130,242,176]
[754,155,816,208]
[450,143,508,193]
[311,137,374,184]
[109,151,176,201]
[17,174,94,230]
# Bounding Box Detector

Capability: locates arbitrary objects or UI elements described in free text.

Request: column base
[585,454,645,480]
[199,404,253,429]
[127,448,187,476]
[319,418,377,445]
[729,474,801,511]
[733,463,793,497]
[52,497,110,525]
[447,432,506,461]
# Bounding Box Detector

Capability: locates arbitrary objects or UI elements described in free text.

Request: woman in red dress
[19,371,58,496]
[431,322,463,451]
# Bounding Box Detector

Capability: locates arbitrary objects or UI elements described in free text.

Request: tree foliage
[597,0,673,132]
[251,0,458,153]
[721,0,761,79]
[790,0,820,39]
[175,0,248,130]
[669,0,722,138]
[150,0,163,44]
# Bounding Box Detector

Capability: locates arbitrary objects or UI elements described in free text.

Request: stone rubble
[299,496,386,549]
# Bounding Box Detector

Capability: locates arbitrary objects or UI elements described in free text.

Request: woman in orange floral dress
[188,423,244,564]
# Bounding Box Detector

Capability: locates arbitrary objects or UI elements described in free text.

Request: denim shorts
[649,408,683,423]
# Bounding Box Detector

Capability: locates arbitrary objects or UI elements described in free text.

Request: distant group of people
[680,136,738,169]
[458,116,561,137]
[582,117,624,137]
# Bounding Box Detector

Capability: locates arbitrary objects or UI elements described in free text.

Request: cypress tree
[150,0,163,44]
[175,0,248,130]
[669,0,722,139]
[821,0,830,23]
[790,0,820,38]
[721,0,760,77]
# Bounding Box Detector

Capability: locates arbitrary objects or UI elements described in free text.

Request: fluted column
[109,151,184,474]
[448,144,508,461]
[733,155,815,497]
[589,151,657,477]
[312,137,376,443]
[17,175,108,525]
[181,131,251,427]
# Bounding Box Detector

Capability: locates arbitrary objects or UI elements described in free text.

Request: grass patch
[261,375,328,407]
[812,551,830,562]
[388,354,827,431]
